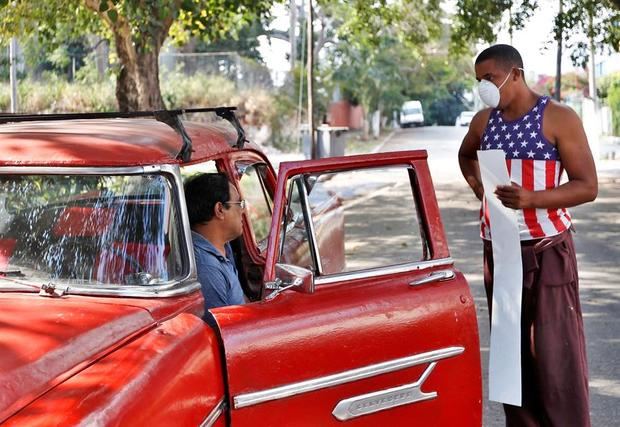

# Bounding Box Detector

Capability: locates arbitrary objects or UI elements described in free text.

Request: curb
[371,130,397,154]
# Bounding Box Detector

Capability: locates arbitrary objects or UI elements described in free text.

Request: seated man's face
[223,183,245,241]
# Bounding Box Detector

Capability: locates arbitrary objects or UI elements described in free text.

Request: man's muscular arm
[495,102,598,209]
[458,110,492,201]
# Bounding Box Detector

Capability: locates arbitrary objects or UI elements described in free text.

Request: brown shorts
[483,231,590,427]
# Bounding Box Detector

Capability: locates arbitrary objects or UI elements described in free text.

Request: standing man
[459,44,597,426]
[184,173,246,312]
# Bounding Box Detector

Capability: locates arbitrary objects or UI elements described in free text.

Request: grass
[344,129,394,155]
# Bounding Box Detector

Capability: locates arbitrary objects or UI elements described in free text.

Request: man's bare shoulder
[469,108,493,136]
[545,98,581,123]
[543,99,585,144]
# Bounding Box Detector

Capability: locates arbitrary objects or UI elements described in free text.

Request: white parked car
[400,100,425,127]
[455,111,476,127]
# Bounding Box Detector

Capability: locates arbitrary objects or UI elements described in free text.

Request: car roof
[0,118,259,167]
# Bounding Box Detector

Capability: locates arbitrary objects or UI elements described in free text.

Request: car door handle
[409,270,455,287]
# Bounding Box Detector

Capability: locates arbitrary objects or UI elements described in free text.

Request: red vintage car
[0,108,482,426]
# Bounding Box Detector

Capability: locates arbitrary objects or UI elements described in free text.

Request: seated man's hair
[184,173,231,226]
[475,44,524,72]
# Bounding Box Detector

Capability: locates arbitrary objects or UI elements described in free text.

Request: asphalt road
[380,126,620,427]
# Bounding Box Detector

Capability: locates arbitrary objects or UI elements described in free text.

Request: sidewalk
[260,130,397,171]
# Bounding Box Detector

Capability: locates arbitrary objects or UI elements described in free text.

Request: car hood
[0,293,155,422]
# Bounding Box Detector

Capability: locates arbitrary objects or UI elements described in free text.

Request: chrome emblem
[332,362,439,421]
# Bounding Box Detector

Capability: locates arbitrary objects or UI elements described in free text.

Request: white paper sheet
[478,149,523,407]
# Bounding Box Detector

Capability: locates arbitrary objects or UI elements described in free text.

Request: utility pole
[289,0,297,71]
[587,8,597,107]
[554,0,563,101]
[307,0,316,159]
[9,38,18,113]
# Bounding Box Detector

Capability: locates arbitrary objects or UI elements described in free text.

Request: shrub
[0,72,297,149]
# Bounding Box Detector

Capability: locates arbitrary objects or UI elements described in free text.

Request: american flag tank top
[479,96,572,241]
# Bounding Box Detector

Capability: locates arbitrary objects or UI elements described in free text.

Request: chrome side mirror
[264,263,315,300]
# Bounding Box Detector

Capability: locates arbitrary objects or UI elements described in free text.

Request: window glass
[278,180,313,271]
[0,174,185,287]
[181,160,218,179]
[279,166,426,275]
[237,163,273,253]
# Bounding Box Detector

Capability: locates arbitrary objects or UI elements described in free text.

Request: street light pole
[9,38,18,113]
[307,0,316,159]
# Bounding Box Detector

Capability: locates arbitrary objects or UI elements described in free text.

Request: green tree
[450,0,620,100]
[322,0,442,136]
[0,0,276,111]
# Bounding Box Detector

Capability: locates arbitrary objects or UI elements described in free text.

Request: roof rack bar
[0,107,237,123]
[0,106,248,162]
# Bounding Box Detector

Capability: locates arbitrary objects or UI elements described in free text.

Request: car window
[0,174,185,286]
[279,166,428,276]
[237,163,273,253]
[180,160,218,179]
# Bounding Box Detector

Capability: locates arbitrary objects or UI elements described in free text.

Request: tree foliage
[0,0,277,111]
[451,0,620,63]
[321,0,443,132]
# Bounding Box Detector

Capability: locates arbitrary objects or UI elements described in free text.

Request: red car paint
[0,114,481,426]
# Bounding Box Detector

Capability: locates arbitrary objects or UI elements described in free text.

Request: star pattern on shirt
[480,98,559,161]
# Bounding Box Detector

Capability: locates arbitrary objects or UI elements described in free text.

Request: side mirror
[264,263,315,300]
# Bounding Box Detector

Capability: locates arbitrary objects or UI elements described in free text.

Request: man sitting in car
[184,173,246,312]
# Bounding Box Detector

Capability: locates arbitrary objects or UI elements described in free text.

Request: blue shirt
[191,231,245,312]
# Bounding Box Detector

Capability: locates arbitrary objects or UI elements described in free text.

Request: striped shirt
[479,96,572,241]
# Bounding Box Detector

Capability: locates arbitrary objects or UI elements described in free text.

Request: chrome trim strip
[0,166,150,175]
[297,177,323,275]
[315,257,454,285]
[199,399,225,427]
[234,346,464,409]
[332,362,438,421]
[0,164,200,298]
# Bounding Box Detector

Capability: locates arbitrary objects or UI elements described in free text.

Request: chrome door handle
[409,270,455,287]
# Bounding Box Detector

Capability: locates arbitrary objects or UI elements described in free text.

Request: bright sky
[492,1,576,77]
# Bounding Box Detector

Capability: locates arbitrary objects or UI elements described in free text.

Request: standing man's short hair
[184,173,231,226]
[475,44,524,72]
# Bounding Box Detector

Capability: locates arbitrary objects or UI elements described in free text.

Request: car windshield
[0,174,185,289]
[403,108,421,115]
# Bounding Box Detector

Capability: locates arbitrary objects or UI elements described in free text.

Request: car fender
[4,313,226,427]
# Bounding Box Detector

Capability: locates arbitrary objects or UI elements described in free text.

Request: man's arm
[495,102,598,209]
[458,109,492,200]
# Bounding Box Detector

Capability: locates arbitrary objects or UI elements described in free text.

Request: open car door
[211,150,482,426]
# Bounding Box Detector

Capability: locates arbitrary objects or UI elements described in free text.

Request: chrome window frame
[0,164,200,298]
[314,257,454,286]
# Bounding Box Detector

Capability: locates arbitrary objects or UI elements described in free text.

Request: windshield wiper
[0,269,25,277]
[0,275,42,291]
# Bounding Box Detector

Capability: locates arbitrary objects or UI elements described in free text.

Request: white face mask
[477,68,523,108]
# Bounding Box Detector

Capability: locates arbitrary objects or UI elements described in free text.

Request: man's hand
[494,183,534,209]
